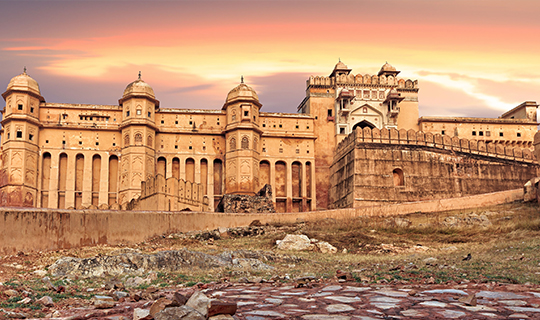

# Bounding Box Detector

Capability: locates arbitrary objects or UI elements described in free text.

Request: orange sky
[1,0,540,118]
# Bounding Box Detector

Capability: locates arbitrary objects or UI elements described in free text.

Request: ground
[1,201,540,319]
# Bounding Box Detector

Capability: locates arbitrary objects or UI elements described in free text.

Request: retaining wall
[0,188,523,254]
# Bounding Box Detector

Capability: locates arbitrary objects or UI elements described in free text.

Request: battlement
[335,127,536,164]
[308,74,418,89]
[127,174,209,211]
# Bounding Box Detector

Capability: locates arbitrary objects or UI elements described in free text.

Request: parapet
[334,127,536,164]
[307,74,418,89]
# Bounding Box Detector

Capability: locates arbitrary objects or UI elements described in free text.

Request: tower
[117,73,159,205]
[222,79,262,195]
[0,69,44,206]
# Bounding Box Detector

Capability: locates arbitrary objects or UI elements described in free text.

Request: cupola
[378,62,400,77]
[119,72,159,106]
[2,68,44,101]
[329,59,352,78]
[223,77,261,109]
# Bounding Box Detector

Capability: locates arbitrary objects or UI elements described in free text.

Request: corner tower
[222,79,262,195]
[117,73,159,205]
[0,69,44,207]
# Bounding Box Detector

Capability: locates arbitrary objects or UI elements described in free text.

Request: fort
[0,61,537,214]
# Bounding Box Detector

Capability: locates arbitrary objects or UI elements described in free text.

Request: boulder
[150,298,174,317]
[276,234,314,251]
[133,308,152,320]
[154,306,205,320]
[316,241,337,254]
[185,291,210,318]
[208,300,237,317]
[37,296,54,307]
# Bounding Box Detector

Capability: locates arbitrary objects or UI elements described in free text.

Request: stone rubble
[276,234,338,254]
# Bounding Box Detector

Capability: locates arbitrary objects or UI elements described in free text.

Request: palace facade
[0,62,536,212]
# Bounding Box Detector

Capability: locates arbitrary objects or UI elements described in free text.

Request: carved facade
[0,62,536,212]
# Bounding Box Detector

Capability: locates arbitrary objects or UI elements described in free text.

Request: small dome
[225,83,259,104]
[334,60,349,70]
[122,78,155,99]
[6,70,41,96]
[380,62,397,73]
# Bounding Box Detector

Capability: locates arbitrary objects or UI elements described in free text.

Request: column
[301,161,307,212]
[207,158,214,212]
[99,153,109,207]
[270,160,276,202]
[310,162,316,211]
[166,156,173,179]
[48,151,59,209]
[286,160,293,212]
[65,152,76,209]
[82,154,93,207]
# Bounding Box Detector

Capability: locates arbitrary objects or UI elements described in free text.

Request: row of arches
[229,136,258,151]
[41,152,119,209]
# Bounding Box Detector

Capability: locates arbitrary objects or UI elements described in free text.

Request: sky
[1,0,540,118]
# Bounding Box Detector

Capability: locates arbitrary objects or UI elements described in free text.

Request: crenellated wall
[308,75,418,89]
[330,127,539,208]
[127,174,209,211]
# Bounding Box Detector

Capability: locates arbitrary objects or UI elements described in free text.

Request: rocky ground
[1,202,540,319]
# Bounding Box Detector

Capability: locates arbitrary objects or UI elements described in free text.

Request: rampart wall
[0,188,523,255]
[330,128,539,208]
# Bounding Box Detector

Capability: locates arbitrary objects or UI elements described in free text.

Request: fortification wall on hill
[330,128,539,208]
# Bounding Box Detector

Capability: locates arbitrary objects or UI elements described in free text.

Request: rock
[173,291,192,306]
[277,234,314,251]
[150,297,174,317]
[1,310,27,319]
[316,241,338,254]
[249,220,262,227]
[408,289,417,296]
[209,315,235,320]
[4,289,18,297]
[133,308,152,320]
[154,306,205,320]
[185,291,210,318]
[423,257,438,265]
[94,295,115,309]
[37,295,54,306]
[49,249,273,278]
[336,270,354,281]
[114,291,129,300]
[125,276,145,287]
[20,297,32,304]
[459,293,477,306]
[217,184,275,213]
[42,276,57,291]
[208,299,237,317]
[32,270,47,277]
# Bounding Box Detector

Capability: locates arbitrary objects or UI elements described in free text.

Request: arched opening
[213,159,223,210]
[393,168,404,187]
[275,161,287,213]
[172,157,180,179]
[108,155,119,206]
[75,154,84,209]
[92,154,101,206]
[157,157,167,177]
[185,158,195,182]
[259,160,270,190]
[353,120,376,131]
[41,152,51,208]
[200,158,208,195]
[241,136,249,149]
[292,161,302,213]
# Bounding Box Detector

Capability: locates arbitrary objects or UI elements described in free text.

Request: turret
[222,78,262,195]
[117,72,158,206]
[0,68,44,207]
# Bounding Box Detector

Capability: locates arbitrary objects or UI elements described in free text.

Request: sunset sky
[1,0,539,118]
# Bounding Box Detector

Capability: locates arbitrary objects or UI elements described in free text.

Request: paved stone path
[204,282,540,319]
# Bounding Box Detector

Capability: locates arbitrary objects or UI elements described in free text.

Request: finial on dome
[138,71,141,80]
[241,75,244,84]
[23,66,27,74]
[339,58,341,62]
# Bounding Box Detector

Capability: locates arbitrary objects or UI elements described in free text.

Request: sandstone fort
[1,61,538,213]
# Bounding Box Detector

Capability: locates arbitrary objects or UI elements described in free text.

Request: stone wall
[0,189,523,255]
[330,128,539,208]
[216,184,275,213]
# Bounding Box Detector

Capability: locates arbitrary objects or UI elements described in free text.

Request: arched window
[147,135,153,148]
[229,137,236,150]
[241,136,249,149]
[231,110,236,121]
[393,168,404,187]
[124,134,130,146]
[134,133,142,144]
